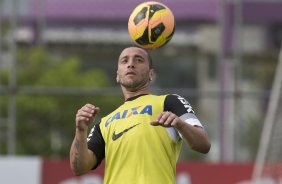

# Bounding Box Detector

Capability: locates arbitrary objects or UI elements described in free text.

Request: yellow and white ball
[128,1,175,49]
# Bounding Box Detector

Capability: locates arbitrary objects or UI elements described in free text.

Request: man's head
[116,47,154,91]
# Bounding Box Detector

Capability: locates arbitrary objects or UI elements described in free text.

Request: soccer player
[70,46,211,184]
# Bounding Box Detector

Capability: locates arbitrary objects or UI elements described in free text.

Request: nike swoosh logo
[112,123,140,141]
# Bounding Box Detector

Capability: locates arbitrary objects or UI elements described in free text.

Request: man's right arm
[70,103,100,176]
[70,128,97,176]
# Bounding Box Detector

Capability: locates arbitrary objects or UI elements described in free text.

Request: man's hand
[150,111,184,129]
[151,111,211,154]
[76,103,100,131]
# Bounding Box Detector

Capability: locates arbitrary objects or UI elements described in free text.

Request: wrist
[76,126,88,133]
[174,120,185,130]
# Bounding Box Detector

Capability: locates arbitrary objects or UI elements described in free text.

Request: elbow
[196,133,211,154]
[191,141,211,154]
[72,171,83,176]
[70,162,90,176]
[71,166,88,176]
[201,141,211,154]
[69,150,97,176]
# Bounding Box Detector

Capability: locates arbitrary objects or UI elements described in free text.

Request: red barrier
[176,162,253,184]
[42,160,105,184]
[42,160,257,184]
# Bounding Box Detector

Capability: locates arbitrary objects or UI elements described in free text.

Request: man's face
[116,47,153,91]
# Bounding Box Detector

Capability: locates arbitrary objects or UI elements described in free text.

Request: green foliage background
[0,47,123,157]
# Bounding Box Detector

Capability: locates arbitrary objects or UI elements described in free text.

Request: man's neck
[121,85,150,100]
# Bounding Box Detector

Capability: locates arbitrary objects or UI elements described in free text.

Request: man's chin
[120,82,139,91]
[122,84,137,90]
[120,79,149,91]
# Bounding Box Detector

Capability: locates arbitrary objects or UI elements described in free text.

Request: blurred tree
[0,47,123,157]
[240,54,277,161]
[243,116,263,160]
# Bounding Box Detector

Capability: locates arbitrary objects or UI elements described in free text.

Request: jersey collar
[125,94,149,101]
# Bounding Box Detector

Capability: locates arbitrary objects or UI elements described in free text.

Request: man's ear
[116,71,120,83]
[149,69,155,81]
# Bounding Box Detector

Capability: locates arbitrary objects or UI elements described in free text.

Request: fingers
[76,103,100,128]
[150,111,179,127]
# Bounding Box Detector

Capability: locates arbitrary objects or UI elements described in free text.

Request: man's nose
[127,60,135,68]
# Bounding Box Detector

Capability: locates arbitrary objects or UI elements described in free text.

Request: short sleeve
[87,121,105,169]
[164,94,203,127]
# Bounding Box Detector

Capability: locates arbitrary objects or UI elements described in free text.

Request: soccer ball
[128,1,175,49]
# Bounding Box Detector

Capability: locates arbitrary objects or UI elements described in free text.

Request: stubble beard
[119,75,150,92]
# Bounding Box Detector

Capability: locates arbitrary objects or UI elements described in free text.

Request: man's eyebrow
[119,56,128,61]
[119,54,145,60]
[134,54,145,59]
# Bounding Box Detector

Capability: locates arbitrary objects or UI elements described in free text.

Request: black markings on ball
[149,4,165,20]
[151,23,165,42]
[134,7,148,25]
[136,27,151,45]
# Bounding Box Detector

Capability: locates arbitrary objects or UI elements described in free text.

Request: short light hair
[145,50,153,69]
[119,46,153,69]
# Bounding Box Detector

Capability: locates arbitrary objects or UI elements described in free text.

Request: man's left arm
[151,94,211,153]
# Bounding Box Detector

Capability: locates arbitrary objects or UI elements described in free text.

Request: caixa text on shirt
[105,105,152,127]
